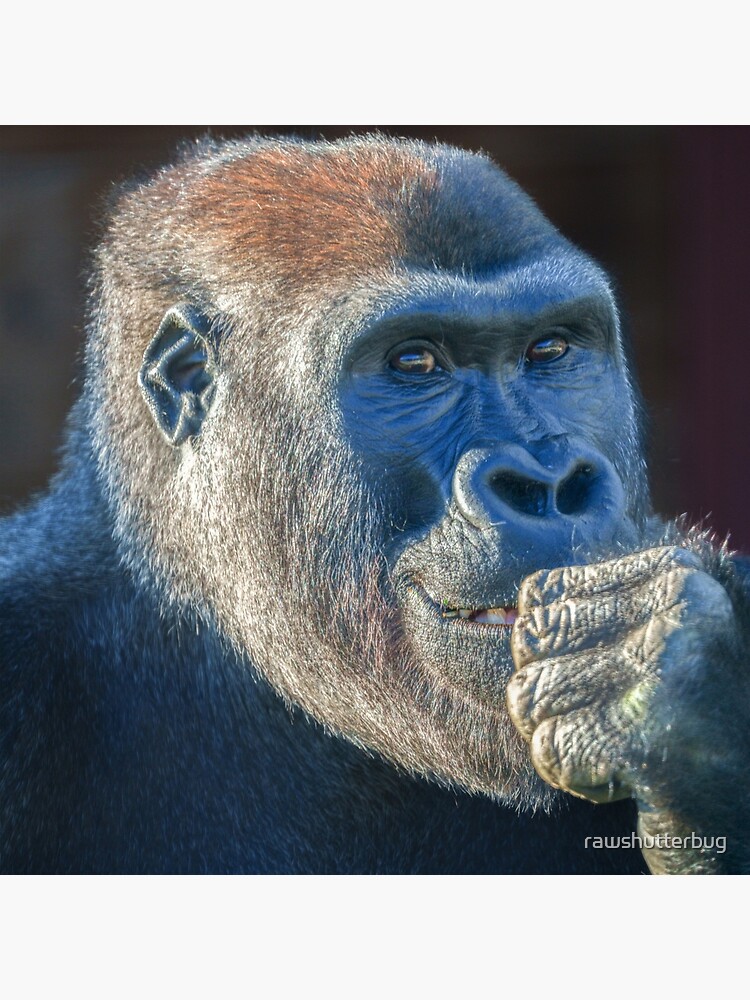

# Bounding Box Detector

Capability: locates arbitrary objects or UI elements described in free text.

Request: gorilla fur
[1,135,746,873]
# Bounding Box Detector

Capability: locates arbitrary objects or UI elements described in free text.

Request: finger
[507,644,639,741]
[517,545,703,612]
[528,714,633,803]
[511,564,700,667]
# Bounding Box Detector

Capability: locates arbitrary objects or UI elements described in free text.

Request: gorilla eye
[388,346,439,375]
[525,335,569,364]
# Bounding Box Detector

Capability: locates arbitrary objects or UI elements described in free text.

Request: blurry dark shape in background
[0,126,748,550]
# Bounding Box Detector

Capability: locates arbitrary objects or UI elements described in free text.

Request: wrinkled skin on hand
[507,543,750,874]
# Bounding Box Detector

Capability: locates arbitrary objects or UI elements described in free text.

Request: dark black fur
[0,136,740,873]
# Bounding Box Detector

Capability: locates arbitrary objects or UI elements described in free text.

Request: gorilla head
[85,135,648,810]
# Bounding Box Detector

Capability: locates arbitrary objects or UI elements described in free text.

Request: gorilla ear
[138,304,217,446]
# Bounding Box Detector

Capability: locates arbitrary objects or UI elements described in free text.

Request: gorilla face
[343,290,642,709]
[104,136,651,810]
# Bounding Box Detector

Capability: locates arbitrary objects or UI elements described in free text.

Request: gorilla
[1,134,748,874]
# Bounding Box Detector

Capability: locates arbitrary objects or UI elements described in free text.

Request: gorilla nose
[453,442,625,529]
[491,462,595,517]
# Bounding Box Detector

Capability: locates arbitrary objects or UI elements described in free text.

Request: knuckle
[531,717,564,786]
[517,573,545,611]
[511,604,571,665]
[506,667,541,741]
[510,614,537,666]
[659,545,704,572]
[518,566,568,611]
[680,570,734,619]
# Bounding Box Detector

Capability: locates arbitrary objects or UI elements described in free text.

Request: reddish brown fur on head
[105,137,441,308]
[189,140,438,287]
[100,133,556,322]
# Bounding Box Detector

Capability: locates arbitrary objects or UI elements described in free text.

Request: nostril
[489,472,549,517]
[556,463,596,515]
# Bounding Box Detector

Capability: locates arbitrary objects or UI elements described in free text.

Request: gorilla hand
[506,545,750,874]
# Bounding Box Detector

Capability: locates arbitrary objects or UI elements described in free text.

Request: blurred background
[1,126,748,551]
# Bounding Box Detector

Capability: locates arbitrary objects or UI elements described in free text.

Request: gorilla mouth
[440,604,518,627]
[405,580,519,630]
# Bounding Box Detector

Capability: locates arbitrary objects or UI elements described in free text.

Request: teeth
[441,605,518,625]
[474,609,509,624]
